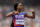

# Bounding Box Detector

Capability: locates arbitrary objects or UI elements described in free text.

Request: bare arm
[6,11,15,17]
[6,12,13,17]
[24,10,35,19]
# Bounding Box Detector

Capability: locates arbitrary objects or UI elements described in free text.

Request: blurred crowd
[0,5,40,27]
[0,0,40,27]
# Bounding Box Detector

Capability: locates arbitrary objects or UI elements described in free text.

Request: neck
[17,10,21,13]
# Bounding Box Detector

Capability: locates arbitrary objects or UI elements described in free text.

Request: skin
[6,3,35,19]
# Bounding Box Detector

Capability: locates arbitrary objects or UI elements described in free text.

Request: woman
[6,2,35,27]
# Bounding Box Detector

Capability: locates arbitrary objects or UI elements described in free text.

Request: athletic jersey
[13,13,27,26]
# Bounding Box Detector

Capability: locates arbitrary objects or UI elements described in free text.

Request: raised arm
[6,12,13,17]
[24,10,35,19]
[6,11,15,17]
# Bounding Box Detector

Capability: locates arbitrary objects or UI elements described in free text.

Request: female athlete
[6,2,35,27]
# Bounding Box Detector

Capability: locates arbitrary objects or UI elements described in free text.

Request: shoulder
[20,12,27,15]
[21,12,27,14]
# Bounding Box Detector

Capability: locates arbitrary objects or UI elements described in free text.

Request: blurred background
[0,0,40,27]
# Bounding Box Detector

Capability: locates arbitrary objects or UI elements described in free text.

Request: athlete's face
[17,3,22,10]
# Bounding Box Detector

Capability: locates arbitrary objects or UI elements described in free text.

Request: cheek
[19,6,22,9]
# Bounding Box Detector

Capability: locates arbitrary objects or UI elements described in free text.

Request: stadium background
[0,0,40,27]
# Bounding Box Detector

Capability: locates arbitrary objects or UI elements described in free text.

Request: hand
[13,11,19,15]
[15,12,19,15]
[13,11,15,14]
